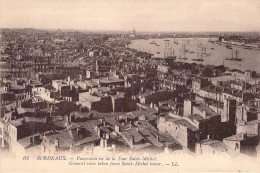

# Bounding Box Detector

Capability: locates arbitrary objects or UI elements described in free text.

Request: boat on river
[226,50,242,61]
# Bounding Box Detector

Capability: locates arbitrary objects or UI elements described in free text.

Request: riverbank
[129,38,260,73]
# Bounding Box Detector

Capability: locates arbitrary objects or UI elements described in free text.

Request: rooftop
[44,129,100,150]
[223,133,257,142]
[174,119,198,132]
[96,76,124,84]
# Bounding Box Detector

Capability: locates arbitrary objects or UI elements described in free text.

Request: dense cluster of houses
[1,29,260,159]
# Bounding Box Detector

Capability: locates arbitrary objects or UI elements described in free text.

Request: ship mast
[235,50,239,59]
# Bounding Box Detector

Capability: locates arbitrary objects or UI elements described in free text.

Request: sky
[0,0,260,32]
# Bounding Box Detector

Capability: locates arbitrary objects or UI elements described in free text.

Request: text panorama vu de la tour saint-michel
[25,155,179,167]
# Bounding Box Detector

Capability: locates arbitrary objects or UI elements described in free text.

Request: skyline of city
[1,0,260,32]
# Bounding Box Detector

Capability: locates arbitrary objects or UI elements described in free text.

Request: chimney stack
[129,136,134,145]
[79,74,82,81]
[97,128,101,137]
[22,117,26,124]
[76,127,80,134]
[241,133,247,140]
[156,135,159,141]
[54,138,59,151]
[202,110,207,119]
[30,136,35,145]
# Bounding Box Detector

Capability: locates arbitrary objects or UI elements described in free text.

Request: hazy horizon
[1,0,260,32]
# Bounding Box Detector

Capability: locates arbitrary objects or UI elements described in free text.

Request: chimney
[164,145,169,154]
[100,138,105,148]
[22,117,26,124]
[112,144,116,154]
[115,125,121,132]
[79,74,82,81]
[30,136,35,145]
[241,133,247,140]
[156,135,159,141]
[64,115,70,126]
[97,127,101,137]
[105,133,110,140]
[129,136,134,145]
[104,139,108,148]
[69,143,73,153]
[1,124,4,147]
[3,86,8,92]
[76,128,80,134]
[103,120,106,126]
[202,110,207,119]
[16,100,20,108]
[54,138,59,151]
[89,113,94,119]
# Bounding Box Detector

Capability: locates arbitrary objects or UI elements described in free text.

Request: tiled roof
[200,139,236,156]
[45,129,100,150]
[121,128,144,143]
[224,133,257,142]
[174,119,198,132]
[187,114,204,122]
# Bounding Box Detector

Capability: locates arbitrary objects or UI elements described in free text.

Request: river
[128,38,260,73]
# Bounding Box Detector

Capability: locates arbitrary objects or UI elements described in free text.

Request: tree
[202,66,214,77]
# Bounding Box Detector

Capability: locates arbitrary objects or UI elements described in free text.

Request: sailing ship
[195,42,203,50]
[153,40,160,46]
[226,50,242,61]
[226,44,232,49]
[173,38,179,45]
[201,47,211,56]
[244,47,253,50]
[192,53,204,62]
[150,40,160,46]
[208,39,214,43]
[178,47,187,60]
[163,40,175,58]
[182,44,189,53]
